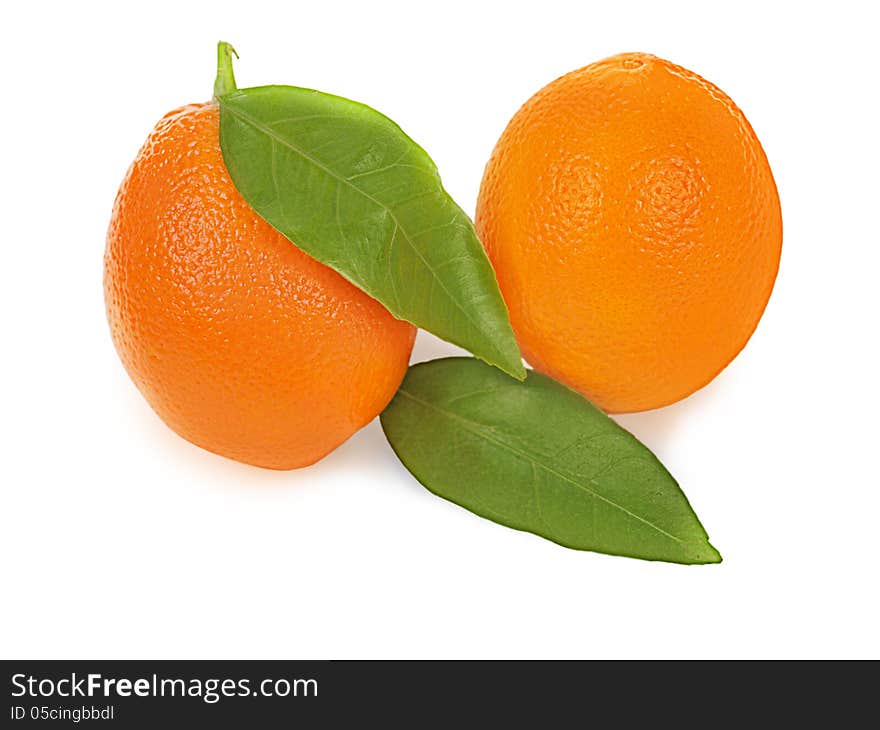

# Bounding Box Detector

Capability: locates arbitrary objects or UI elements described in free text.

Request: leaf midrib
[219,98,509,365]
[396,388,688,548]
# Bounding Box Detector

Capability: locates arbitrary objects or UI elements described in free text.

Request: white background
[2,1,878,659]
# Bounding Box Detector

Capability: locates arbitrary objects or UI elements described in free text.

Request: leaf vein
[396,389,686,546]
[220,101,503,354]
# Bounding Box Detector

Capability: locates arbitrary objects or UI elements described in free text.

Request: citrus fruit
[476,53,782,413]
[104,103,416,469]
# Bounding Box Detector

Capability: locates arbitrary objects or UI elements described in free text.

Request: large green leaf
[217,85,525,380]
[381,358,721,564]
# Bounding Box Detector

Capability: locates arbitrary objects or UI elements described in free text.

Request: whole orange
[104,103,415,469]
[476,53,782,412]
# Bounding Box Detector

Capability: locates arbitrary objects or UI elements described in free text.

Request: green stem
[213,41,239,99]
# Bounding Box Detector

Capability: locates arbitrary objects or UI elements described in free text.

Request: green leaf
[380,358,721,564]
[217,85,525,380]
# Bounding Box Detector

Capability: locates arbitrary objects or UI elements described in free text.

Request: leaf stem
[213,41,239,99]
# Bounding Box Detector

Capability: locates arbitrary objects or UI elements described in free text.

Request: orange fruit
[476,53,782,413]
[104,103,415,469]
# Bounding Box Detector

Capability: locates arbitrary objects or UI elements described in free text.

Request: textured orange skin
[104,103,416,469]
[476,53,782,413]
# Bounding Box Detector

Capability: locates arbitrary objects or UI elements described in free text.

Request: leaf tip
[493,355,527,381]
[472,349,526,381]
[694,540,723,565]
[508,361,528,381]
